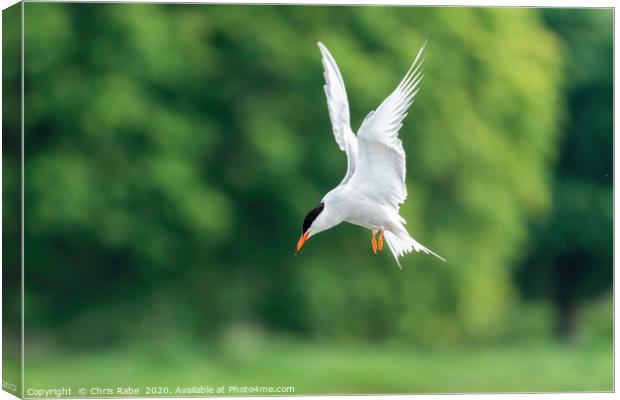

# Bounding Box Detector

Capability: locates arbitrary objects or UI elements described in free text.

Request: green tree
[516,9,613,340]
[21,4,563,346]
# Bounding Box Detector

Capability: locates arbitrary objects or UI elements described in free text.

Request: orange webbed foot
[377,229,384,253]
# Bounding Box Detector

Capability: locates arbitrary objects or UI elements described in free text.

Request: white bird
[296,41,445,268]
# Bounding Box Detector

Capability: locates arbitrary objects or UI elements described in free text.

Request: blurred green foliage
[517,9,613,339]
[3,2,609,373]
[2,3,23,396]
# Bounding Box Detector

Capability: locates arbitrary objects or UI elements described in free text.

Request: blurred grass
[24,339,612,394]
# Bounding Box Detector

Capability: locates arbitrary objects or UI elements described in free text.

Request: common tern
[296,41,445,268]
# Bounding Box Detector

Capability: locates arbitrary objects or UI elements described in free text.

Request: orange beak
[296,231,310,253]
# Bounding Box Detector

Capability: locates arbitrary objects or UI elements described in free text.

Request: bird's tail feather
[383,228,445,269]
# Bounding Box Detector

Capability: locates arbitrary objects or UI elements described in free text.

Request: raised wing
[350,41,426,208]
[318,42,358,186]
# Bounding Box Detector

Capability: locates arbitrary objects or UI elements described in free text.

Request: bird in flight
[295,41,445,268]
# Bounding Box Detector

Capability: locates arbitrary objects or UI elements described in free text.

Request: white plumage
[297,41,445,268]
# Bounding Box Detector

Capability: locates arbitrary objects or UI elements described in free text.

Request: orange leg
[377,229,384,253]
[371,230,378,254]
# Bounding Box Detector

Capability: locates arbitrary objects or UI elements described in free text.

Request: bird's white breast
[325,186,397,231]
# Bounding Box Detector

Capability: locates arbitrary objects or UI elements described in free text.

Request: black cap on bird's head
[296,201,325,253]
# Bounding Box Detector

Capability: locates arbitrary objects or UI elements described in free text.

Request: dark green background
[3,3,613,394]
